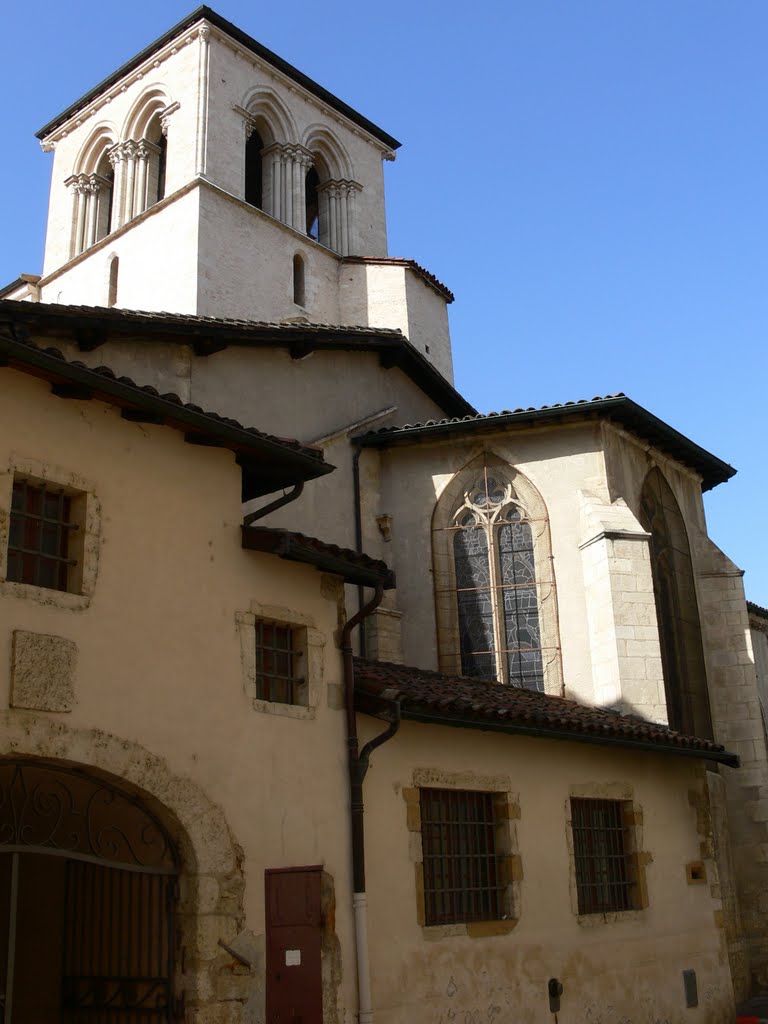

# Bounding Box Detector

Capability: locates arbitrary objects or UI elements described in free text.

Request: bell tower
[21,7,454,382]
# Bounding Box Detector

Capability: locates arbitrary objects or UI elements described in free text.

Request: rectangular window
[7,478,78,592]
[254,621,303,705]
[420,788,504,926]
[571,798,634,914]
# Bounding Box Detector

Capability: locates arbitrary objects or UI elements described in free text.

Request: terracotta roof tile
[341,257,455,302]
[0,330,332,498]
[354,658,738,766]
[242,527,395,588]
[355,394,735,493]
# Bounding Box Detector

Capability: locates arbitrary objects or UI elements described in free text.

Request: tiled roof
[748,601,768,620]
[242,527,395,588]
[0,300,475,419]
[0,330,333,499]
[37,7,401,151]
[354,658,739,767]
[342,257,455,303]
[356,394,736,493]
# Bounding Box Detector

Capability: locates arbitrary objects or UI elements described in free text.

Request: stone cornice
[38,14,398,162]
[39,26,201,151]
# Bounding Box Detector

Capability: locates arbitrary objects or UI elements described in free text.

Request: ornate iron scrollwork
[0,761,178,872]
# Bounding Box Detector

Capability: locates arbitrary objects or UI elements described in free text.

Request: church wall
[195,183,343,323]
[0,367,357,1021]
[204,34,390,256]
[339,263,454,382]
[375,425,608,704]
[361,715,733,1024]
[601,421,767,997]
[38,187,200,311]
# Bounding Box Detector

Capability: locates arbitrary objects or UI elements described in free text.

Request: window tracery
[433,456,561,692]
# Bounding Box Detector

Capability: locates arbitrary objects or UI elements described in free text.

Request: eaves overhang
[355,394,736,493]
[241,526,395,589]
[0,300,475,420]
[36,6,401,151]
[0,327,333,500]
[354,658,740,768]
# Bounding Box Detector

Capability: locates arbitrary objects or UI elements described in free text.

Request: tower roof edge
[36,6,402,151]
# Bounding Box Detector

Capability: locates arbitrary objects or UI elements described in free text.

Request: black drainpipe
[352,442,367,657]
[341,582,401,1023]
[242,481,304,525]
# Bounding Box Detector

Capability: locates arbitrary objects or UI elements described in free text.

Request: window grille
[7,478,78,591]
[254,621,303,704]
[571,798,634,914]
[420,788,504,925]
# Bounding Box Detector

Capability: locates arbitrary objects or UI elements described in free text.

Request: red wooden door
[265,866,322,1024]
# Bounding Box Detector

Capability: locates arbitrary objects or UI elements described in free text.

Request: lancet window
[433,457,560,692]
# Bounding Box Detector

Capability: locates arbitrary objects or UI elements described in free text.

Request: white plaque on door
[285,949,301,966]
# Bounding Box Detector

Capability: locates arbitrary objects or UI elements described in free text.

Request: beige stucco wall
[361,715,734,1024]
[0,366,357,1021]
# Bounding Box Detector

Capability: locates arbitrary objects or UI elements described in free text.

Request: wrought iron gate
[0,760,181,1023]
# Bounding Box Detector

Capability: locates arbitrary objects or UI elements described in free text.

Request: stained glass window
[447,467,545,691]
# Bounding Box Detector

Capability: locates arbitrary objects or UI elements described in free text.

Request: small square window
[7,478,80,593]
[254,620,304,705]
[570,798,635,915]
[420,788,505,926]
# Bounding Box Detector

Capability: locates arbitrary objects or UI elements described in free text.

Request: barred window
[571,798,635,915]
[254,621,304,705]
[420,788,505,926]
[7,478,79,592]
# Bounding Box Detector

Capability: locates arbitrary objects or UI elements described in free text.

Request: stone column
[66,176,88,256]
[195,24,210,176]
[134,141,150,216]
[84,178,101,249]
[109,145,126,231]
[122,141,138,224]
[292,148,312,233]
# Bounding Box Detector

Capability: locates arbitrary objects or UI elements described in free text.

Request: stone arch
[243,86,297,145]
[302,124,352,180]
[431,449,561,693]
[639,466,712,738]
[74,123,118,175]
[123,85,172,141]
[0,711,247,1021]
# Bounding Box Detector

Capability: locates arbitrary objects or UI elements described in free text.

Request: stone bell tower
[19,7,454,381]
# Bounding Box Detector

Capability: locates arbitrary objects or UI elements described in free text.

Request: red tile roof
[354,658,738,766]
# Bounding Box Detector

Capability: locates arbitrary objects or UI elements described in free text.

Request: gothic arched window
[639,468,712,738]
[433,456,561,692]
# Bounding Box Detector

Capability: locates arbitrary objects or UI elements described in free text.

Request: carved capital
[122,139,138,160]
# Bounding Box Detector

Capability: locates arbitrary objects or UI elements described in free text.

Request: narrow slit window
[108,257,119,308]
[245,130,264,209]
[293,254,306,306]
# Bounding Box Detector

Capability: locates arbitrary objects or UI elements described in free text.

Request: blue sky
[1,2,766,603]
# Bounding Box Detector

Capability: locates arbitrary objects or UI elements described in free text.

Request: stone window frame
[403,767,522,940]
[565,783,650,927]
[0,455,101,611]
[432,449,563,694]
[236,601,325,721]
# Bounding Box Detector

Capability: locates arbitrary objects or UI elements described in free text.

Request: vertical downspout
[352,442,366,656]
[341,583,400,1024]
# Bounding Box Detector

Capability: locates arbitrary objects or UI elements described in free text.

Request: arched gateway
[0,760,180,1021]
